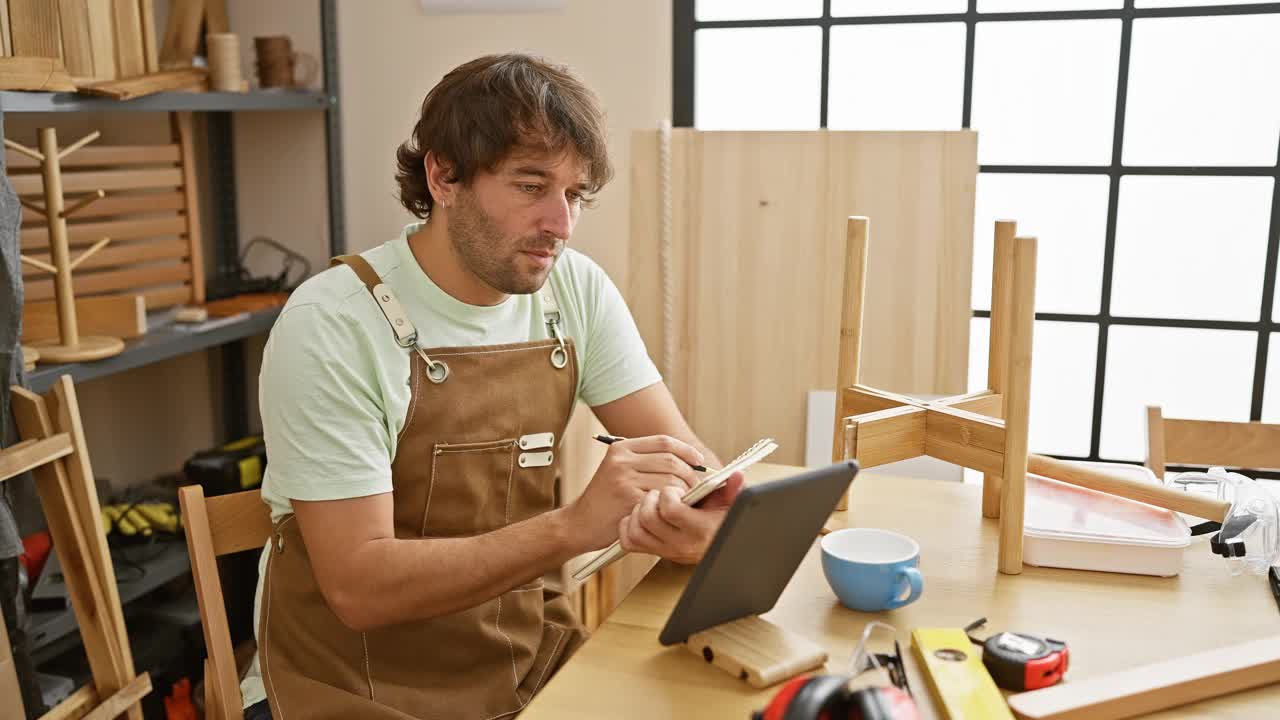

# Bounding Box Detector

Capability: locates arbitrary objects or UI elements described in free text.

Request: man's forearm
[332,507,581,631]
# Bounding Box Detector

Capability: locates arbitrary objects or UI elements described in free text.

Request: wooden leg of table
[998,236,1036,575]
[833,217,869,512]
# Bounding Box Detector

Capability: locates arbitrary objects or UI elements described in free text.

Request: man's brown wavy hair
[395,53,613,218]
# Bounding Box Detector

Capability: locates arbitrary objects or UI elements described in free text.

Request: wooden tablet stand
[683,615,828,688]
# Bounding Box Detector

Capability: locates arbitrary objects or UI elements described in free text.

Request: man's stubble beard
[447,189,560,296]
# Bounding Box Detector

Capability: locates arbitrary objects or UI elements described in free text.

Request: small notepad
[571,438,778,581]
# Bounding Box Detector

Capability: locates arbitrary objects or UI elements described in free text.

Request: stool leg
[998,236,1037,575]
[983,220,1017,519]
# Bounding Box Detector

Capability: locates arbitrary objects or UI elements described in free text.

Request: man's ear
[424,151,458,209]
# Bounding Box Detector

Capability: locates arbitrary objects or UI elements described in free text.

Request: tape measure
[964,617,1069,692]
[911,628,1013,720]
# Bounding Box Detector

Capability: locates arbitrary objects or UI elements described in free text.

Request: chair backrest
[8,112,205,310]
[1145,405,1280,479]
[177,485,273,720]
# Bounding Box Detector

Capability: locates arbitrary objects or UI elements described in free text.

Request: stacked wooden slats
[7,115,205,310]
[0,0,162,83]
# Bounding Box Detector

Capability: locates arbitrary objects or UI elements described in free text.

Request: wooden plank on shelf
[158,0,204,68]
[139,0,157,72]
[77,67,207,100]
[8,0,63,59]
[22,294,147,342]
[205,0,228,34]
[24,262,191,301]
[22,215,188,250]
[85,0,116,81]
[0,56,76,91]
[21,192,186,225]
[57,0,95,79]
[140,285,192,309]
[8,144,180,170]
[10,167,184,196]
[111,0,145,78]
[0,0,11,57]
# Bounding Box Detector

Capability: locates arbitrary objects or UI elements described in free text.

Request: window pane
[979,0,1122,9]
[969,318,1098,456]
[695,27,823,130]
[1123,15,1280,166]
[696,0,822,21]
[827,24,965,130]
[1111,176,1273,322]
[971,20,1121,164]
[832,0,965,16]
[972,173,1109,313]
[1265,333,1280,422]
[1100,326,1255,460]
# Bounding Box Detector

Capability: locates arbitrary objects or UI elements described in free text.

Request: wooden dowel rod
[60,189,107,219]
[69,237,111,271]
[57,130,101,160]
[1028,454,1230,522]
[19,254,57,274]
[4,137,43,161]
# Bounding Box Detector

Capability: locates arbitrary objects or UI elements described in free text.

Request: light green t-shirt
[241,223,661,707]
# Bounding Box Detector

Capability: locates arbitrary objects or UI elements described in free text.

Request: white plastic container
[1022,461,1191,577]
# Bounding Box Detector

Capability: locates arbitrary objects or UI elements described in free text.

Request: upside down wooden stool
[829,217,1231,576]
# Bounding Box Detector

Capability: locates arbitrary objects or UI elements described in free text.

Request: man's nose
[539,194,573,239]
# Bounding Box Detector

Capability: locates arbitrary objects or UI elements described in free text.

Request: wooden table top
[522,463,1280,719]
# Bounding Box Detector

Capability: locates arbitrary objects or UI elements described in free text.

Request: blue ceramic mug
[820,528,923,612]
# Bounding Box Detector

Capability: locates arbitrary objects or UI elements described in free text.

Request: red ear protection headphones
[752,674,918,720]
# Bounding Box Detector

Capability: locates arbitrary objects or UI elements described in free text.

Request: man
[240,54,743,720]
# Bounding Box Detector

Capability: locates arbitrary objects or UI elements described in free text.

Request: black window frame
[673,0,1280,471]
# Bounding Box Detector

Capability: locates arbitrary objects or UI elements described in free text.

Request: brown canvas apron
[258,255,587,719]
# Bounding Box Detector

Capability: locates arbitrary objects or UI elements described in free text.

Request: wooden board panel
[8,0,62,58]
[58,0,95,79]
[78,67,207,100]
[1164,418,1280,471]
[111,0,145,77]
[173,112,205,303]
[85,0,116,81]
[826,132,977,396]
[22,216,188,250]
[9,167,184,196]
[628,130,978,466]
[205,491,273,556]
[139,285,191,309]
[8,144,180,170]
[158,0,204,68]
[21,192,185,225]
[24,263,191,301]
[22,294,147,342]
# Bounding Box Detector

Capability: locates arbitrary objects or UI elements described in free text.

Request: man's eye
[519,184,541,194]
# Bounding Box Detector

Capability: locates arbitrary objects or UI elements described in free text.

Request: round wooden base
[31,336,125,363]
[21,345,39,372]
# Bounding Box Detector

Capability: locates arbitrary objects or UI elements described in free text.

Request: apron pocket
[424,438,516,536]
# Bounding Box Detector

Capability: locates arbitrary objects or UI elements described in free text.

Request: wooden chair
[3,376,148,720]
[1145,406,1280,479]
[176,485,273,720]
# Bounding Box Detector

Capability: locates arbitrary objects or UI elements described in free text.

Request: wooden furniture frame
[1146,405,1280,478]
[7,112,207,317]
[2,376,149,720]
[829,218,1232,575]
[176,485,272,720]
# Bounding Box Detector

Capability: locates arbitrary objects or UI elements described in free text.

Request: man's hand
[617,471,745,564]
[564,435,706,551]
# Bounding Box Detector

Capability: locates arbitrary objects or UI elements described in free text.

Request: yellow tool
[912,628,1014,719]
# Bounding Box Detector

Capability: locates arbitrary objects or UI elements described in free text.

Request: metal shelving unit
[3,0,345,432]
[0,89,330,113]
[2,0,345,670]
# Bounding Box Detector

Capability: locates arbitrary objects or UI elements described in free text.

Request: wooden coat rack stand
[5,127,124,363]
[830,217,1231,575]
[0,377,148,719]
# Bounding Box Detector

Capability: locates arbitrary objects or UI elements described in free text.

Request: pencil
[593,434,707,472]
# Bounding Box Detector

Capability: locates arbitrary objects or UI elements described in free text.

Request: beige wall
[337,0,672,284]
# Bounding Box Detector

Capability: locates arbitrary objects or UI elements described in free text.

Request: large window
[675,0,1280,469]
